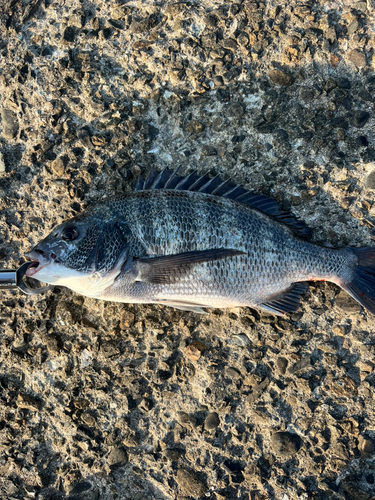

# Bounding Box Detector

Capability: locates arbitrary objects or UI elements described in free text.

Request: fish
[25,167,375,316]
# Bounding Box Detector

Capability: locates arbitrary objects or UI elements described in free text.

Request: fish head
[25,210,129,296]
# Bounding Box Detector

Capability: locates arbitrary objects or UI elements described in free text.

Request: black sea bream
[25,168,375,315]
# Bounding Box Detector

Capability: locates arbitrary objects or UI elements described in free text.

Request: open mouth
[25,258,42,277]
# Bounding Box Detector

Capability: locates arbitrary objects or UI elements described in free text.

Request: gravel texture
[1,0,375,499]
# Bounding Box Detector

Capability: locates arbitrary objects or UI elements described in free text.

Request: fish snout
[25,248,57,262]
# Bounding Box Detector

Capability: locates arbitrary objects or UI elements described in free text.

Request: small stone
[55,301,75,326]
[237,33,249,46]
[81,412,95,426]
[107,447,127,467]
[176,469,206,497]
[231,334,250,347]
[222,67,241,83]
[366,171,375,190]
[223,38,237,50]
[351,110,370,128]
[63,26,77,43]
[148,125,159,140]
[91,134,106,147]
[336,78,351,89]
[204,13,217,28]
[1,108,19,138]
[176,411,197,429]
[122,432,137,447]
[347,20,359,34]
[69,481,92,495]
[0,151,5,173]
[348,50,366,68]
[325,27,336,43]
[268,69,293,86]
[69,13,84,28]
[335,291,362,314]
[74,398,90,409]
[129,17,156,34]
[16,394,42,411]
[163,449,183,460]
[185,341,205,361]
[288,356,311,375]
[120,310,135,329]
[111,8,125,21]
[204,412,220,431]
[201,34,217,49]
[225,366,241,379]
[271,432,303,457]
[90,17,100,30]
[201,145,218,156]
[185,120,205,134]
[213,75,224,86]
[51,158,65,176]
[331,116,349,129]
[358,436,375,454]
[276,357,288,375]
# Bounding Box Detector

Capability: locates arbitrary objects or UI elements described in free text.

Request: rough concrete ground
[1,0,375,499]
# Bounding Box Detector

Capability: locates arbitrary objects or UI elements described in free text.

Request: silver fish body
[26,169,375,315]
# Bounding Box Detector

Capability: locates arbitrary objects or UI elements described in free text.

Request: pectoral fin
[135,248,245,285]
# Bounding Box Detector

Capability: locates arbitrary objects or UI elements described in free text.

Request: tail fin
[340,248,375,315]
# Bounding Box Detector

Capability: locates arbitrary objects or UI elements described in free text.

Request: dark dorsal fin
[133,168,312,239]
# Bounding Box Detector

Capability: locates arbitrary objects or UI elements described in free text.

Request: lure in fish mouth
[24,167,375,316]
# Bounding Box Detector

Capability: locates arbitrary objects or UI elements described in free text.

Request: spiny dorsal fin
[133,168,312,239]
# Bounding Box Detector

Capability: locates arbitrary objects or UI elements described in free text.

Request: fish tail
[339,248,375,315]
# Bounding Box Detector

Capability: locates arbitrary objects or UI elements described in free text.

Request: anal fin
[258,283,309,316]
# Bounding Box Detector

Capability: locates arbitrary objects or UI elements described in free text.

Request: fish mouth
[24,250,52,277]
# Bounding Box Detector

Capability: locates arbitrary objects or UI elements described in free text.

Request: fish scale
[25,168,375,316]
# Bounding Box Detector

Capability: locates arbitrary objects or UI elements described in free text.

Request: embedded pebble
[176,469,206,497]
[358,436,375,455]
[204,412,220,431]
[225,366,242,379]
[366,171,375,190]
[163,449,183,461]
[0,108,18,138]
[51,158,65,176]
[348,50,366,68]
[268,70,293,86]
[107,447,127,467]
[231,334,250,346]
[176,411,197,429]
[185,120,205,134]
[271,432,303,457]
[0,151,5,173]
[276,357,288,375]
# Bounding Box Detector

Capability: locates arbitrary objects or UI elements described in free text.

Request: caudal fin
[340,248,375,315]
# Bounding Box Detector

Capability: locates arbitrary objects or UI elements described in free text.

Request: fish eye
[61,227,79,241]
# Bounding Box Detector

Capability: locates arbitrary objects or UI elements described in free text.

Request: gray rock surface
[1,0,375,499]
